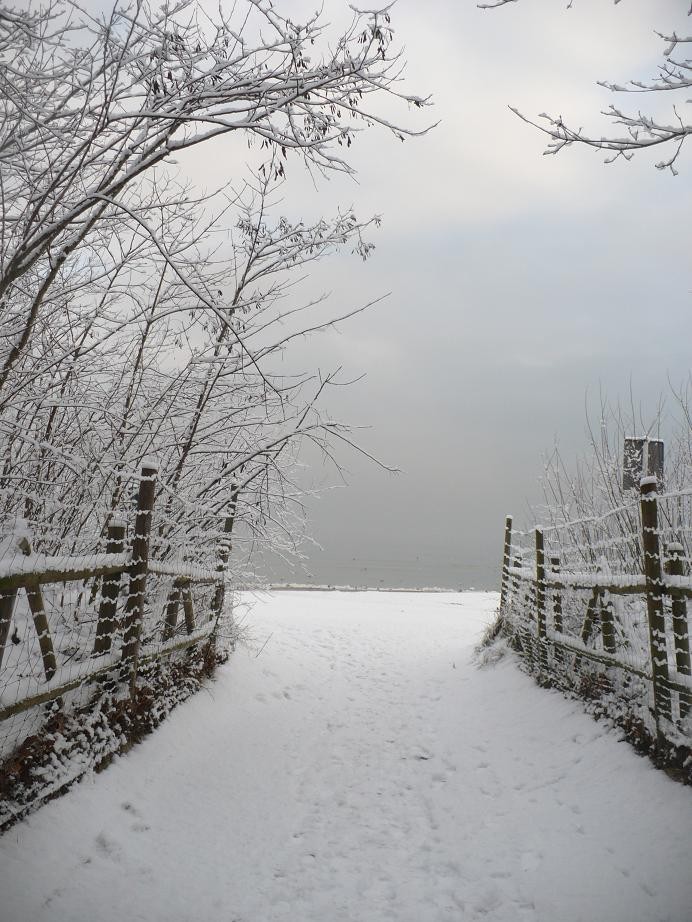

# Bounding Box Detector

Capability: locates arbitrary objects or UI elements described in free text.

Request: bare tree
[480,1,692,173]
[0,0,428,574]
[535,380,692,575]
[0,0,428,386]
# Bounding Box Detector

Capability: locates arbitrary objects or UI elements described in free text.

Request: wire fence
[0,464,232,828]
[499,478,692,766]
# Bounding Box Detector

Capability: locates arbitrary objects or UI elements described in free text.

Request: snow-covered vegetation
[535,387,692,568]
[0,0,426,589]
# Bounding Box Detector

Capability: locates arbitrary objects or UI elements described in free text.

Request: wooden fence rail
[0,464,233,724]
[499,478,692,747]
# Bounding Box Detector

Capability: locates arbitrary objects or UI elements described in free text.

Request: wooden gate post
[500,515,513,612]
[665,542,691,718]
[535,527,548,669]
[121,463,157,693]
[93,519,126,657]
[640,477,670,743]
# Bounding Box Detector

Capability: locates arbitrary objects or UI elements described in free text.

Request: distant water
[258,554,500,592]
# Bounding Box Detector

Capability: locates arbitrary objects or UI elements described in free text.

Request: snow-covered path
[1,591,691,922]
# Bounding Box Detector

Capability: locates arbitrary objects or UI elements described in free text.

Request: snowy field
[1,590,691,922]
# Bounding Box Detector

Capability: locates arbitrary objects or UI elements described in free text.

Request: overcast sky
[186,0,691,589]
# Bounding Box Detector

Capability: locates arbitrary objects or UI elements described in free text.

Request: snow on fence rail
[499,479,692,757]
[0,464,231,769]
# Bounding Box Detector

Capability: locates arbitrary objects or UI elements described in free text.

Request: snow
[1,589,691,922]
[148,559,219,582]
[0,551,129,581]
[551,571,647,590]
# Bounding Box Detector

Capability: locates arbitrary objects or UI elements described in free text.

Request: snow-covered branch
[481,1,692,172]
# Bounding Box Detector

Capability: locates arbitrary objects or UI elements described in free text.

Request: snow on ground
[1,590,691,922]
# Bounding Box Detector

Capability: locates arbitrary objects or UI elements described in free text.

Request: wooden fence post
[550,555,563,665]
[212,486,239,626]
[507,552,524,652]
[511,553,522,594]
[161,576,198,640]
[162,580,182,641]
[19,538,57,682]
[665,542,691,719]
[500,515,513,612]
[640,477,671,743]
[121,463,157,693]
[535,527,548,669]
[600,599,617,655]
[580,587,601,647]
[182,583,196,634]
[93,519,126,657]
[550,555,562,634]
[26,585,57,682]
[574,587,601,674]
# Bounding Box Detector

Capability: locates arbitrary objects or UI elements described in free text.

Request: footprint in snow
[639,881,656,898]
[409,746,433,761]
[120,800,149,831]
[94,832,123,863]
[520,851,543,873]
